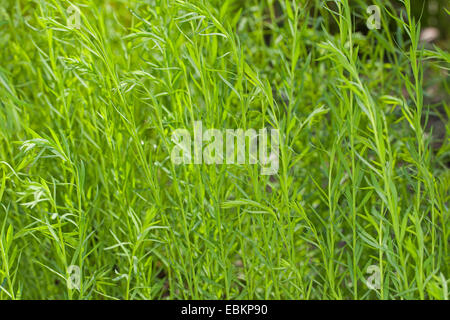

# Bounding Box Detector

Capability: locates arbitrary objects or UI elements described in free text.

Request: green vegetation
[0,0,448,299]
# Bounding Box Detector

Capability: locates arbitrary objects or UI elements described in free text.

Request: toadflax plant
[0,0,448,300]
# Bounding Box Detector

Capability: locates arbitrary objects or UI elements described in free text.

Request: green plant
[0,0,448,299]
